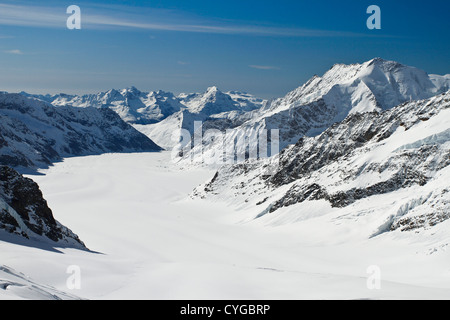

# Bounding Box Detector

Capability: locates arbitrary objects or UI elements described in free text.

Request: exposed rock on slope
[193,91,450,235]
[0,165,86,249]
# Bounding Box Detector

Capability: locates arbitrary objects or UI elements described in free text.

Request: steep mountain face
[0,93,162,170]
[135,87,266,150]
[0,165,86,249]
[180,58,450,164]
[193,91,450,237]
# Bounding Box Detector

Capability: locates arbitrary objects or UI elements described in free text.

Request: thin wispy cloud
[249,65,280,70]
[4,49,23,55]
[0,4,66,28]
[0,3,382,38]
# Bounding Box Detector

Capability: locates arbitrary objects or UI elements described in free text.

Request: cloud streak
[4,49,23,55]
[0,3,381,38]
[249,65,280,70]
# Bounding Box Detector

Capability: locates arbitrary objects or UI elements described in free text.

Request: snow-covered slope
[193,91,450,237]
[0,165,86,249]
[136,87,266,150]
[0,265,81,300]
[225,90,268,112]
[0,93,162,170]
[134,109,208,150]
[430,74,450,94]
[181,58,450,164]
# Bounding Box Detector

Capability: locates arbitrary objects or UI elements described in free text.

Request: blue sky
[0,0,449,98]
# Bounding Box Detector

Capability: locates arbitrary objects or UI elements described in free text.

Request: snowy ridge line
[174,58,450,165]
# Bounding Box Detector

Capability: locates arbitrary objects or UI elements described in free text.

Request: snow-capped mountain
[23,86,266,127]
[24,87,185,125]
[226,90,268,112]
[430,74,450,93]
[135,87,266,149]
[179,86,264,115]
[193,91,450,237]
[0,93,162,170]
[22,87,267,150]
[0,165,86,249]
[180,58,450,164]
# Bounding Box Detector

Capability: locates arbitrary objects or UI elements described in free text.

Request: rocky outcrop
[0,165,86,249]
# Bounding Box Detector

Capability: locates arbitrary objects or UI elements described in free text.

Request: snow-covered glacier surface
[0,151,449,300]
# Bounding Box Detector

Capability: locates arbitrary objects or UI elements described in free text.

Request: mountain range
[2,57,449,249]
[179,58,450,164]
[22,86,267,150]
[193,90,450,237]
[23,58,449,158]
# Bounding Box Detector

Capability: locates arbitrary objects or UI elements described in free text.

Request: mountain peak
[365,57,404,69]
[328,58,402,73]
[368,57,388,64]
[122,86,141,95]
[206,86,220,94]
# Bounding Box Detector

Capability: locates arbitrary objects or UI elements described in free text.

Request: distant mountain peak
[126,85,139,91]
[121,86,142,96]
[206,86,220,93]
[368,57,390,64]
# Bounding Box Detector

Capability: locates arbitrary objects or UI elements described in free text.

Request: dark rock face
[0,166,86,248]
[270,169,429,213]
[269,111,400,188]
[390,211,450,232]
[0,166,54,224]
